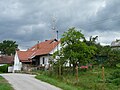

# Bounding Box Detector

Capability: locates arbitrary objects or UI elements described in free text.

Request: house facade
[13,39,60,72]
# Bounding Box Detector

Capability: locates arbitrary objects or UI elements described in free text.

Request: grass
[35,67,120,90]
[36,74,83,90]
[0,76,14,90]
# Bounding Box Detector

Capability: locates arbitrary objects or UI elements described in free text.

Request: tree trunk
[76,65,78,81]
[73,63,76,75]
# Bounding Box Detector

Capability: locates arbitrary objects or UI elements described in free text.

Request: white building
[13,39,60,72]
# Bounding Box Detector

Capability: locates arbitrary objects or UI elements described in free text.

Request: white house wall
[49,43,61,54]
[35,43,61,69]
[39,55,49,66]
[13,52,22,72]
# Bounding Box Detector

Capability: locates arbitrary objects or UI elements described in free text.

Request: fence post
[76,65,78,81]
[102,65,105,82]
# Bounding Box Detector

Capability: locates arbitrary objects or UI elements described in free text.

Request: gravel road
[0,73,61,90]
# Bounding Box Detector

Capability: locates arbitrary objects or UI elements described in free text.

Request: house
[13,39,60,72]
[0,55,14,66]
[111,39,120,50]
[13,51,32,71]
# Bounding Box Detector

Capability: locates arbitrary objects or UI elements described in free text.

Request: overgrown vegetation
[0,64,9,73]
[0,76,13,90]
[52,27,97,75]
[35,27,120,90]
[106,69,120,86]
[36,67,120,90]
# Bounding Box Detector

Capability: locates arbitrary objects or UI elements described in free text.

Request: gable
[17,51,32,62]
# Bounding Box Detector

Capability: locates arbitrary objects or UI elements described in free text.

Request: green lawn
[35,67,120,90]
[0,76,13,90]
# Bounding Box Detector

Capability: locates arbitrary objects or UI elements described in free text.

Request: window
[43,57,45,64]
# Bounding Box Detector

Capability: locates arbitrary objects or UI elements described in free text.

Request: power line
[84,14,120,26]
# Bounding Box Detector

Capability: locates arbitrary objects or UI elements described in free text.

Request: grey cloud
[0,0,120,49]
[88,0,120,31]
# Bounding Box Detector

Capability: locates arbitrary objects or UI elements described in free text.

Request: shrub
[0,64,8,73]
[107,69,120,86]
[116,63,120,68]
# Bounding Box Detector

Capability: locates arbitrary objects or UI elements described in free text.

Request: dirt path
[1,73,61,90]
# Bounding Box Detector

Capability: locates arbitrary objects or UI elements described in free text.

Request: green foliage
[36,74,82,90]
[0,76,13,90]
[85,35,120,67]
[61,27,96,65]
[36,67,120,90]
[52,27,97,75]
[107,69,120,86]
[0,40,18,55]
[116,63,120,68]
[94,44,120,67]
[107,50,120,67]
[95,46,111,65]
[84,36,98,46]
[0,64,9,73]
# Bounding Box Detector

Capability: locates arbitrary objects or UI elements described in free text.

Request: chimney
[37,41,39,49]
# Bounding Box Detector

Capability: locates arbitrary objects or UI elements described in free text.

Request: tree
[59,27,96,75]
[84,36,112,65]
[84,36,98,46]
[107,50,120,67]
[95,46,120,67]
[0,40,18,55]
[95,45,111,65]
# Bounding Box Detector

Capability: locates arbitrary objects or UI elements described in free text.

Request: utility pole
[52,16,56,39]
[56,30,61,76]
[51,16,61,76]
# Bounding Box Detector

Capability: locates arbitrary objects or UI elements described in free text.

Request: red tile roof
[17,39,60,62]
[17,51,32,62]
[0,56,14,64]
[28,39,60,56]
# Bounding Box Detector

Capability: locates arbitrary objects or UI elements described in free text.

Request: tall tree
[84,36,98,46]
[0,40,18,55]
[60,27,96,74]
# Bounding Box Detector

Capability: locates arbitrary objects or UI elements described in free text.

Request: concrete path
[0,73,61,90]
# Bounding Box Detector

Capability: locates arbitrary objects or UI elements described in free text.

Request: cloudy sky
[0,0,120,50]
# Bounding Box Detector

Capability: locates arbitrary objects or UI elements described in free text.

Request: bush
[0,64,8,73]
[116,63,120,68]
[107,69,120,86]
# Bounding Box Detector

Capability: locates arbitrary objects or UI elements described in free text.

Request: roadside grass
[36,74,82,90]
[35,67,120,90]
[0,76,13,90]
